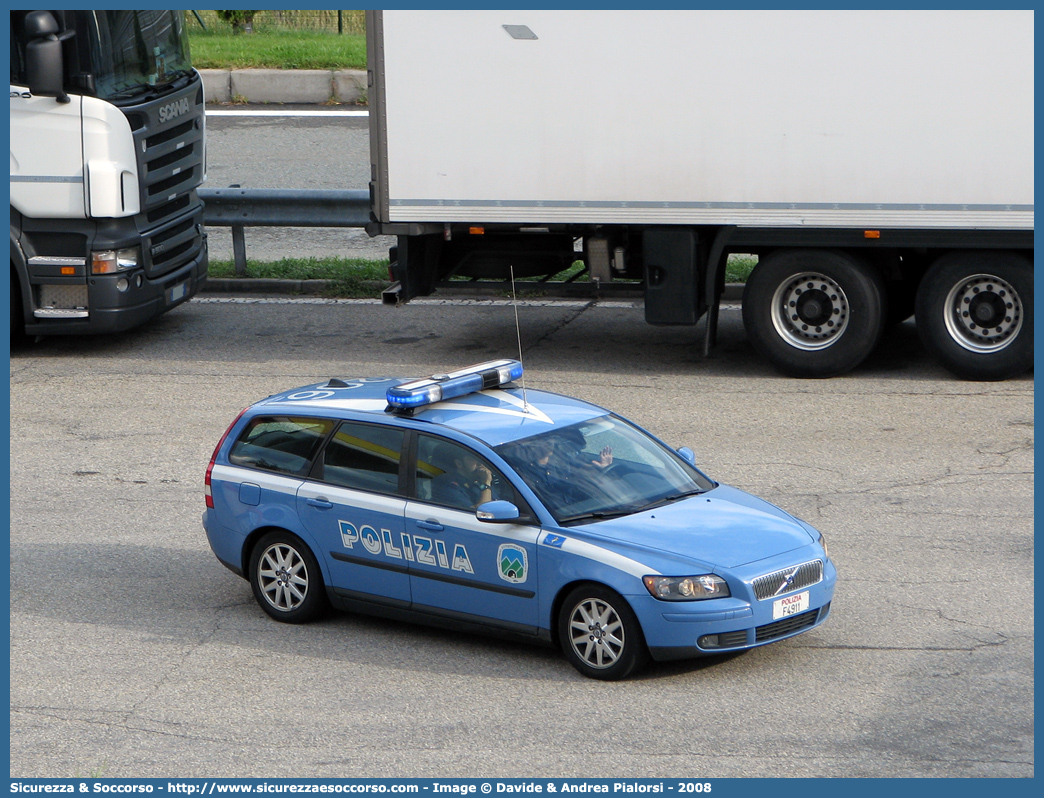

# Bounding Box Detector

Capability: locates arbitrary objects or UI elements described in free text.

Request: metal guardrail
[199,187,370,274]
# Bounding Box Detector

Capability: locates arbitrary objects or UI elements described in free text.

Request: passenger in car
[508,434,615,509]
[552,428,614,470]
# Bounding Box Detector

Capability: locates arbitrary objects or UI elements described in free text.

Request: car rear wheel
[558,584,648,680]
[249,531,327,623]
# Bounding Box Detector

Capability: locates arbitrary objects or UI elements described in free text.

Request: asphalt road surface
[204,110,393,262]
[9,297,1034,778]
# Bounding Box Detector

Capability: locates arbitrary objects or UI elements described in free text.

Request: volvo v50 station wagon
[204,360,835,680]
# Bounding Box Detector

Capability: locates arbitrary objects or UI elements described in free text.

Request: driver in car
[430,444,496,510]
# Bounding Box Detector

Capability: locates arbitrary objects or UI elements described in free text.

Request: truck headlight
[643,574,730,601]
[91,247,140,275]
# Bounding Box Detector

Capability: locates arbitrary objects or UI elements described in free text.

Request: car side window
[415,435,518,512]
[315,421,405,496]
[228,416,334,476]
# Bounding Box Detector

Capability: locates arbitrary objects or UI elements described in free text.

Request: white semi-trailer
[366,10,1033,380]
[9,9,207,338]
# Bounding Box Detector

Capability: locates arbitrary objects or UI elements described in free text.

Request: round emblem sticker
[498,544,528,584]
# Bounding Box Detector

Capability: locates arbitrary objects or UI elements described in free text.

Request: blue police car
[204,360,835,680]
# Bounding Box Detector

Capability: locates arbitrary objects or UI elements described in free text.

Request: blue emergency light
[386,359,524,410]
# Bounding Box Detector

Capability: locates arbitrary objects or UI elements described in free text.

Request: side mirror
[677,446,696,466]
[476,500,520,523]
[25,11,72,103]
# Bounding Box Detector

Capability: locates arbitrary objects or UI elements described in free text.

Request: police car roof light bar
[386,359,524,411]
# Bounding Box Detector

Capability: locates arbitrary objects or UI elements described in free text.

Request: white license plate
[168,281,188,303]
[772,590,810,619]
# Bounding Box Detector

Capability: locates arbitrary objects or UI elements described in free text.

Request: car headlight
[643,574,730,601]
[817,532,829,559]
[91,246,140,275]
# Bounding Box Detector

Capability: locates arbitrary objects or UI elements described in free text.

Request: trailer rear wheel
[742,249,886,378]
[915,252,1033,381]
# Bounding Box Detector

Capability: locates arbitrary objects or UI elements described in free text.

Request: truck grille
[145,215,201,276]
[751,560,824,601]
[146,194,190,225]
[123,78,206,278]
[137,115,203,221]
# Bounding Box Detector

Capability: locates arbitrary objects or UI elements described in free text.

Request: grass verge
[188,30,366,70]
[207,255,757,299]
[208,257,389,298]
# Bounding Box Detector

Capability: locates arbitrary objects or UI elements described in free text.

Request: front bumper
[25,238,208,335]
[636,557,837,662]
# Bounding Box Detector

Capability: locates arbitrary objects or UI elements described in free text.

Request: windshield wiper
[163,70,194,88]
[632,489,706,513]
[558,508,637,525]
[107,70,192,102]
[107,85,157,101]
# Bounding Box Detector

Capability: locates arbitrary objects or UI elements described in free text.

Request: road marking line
[196,297,610,307]
[206,109,369,118]
[194,296,742,309]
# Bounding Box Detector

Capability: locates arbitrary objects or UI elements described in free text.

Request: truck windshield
[86,10,191,101]
[495,415,715,526]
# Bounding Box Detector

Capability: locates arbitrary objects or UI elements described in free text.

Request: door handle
[415,519,444,532]
[306,497,333,509]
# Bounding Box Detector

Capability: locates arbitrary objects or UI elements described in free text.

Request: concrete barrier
[199,69,231,103]
[198,68,367,105]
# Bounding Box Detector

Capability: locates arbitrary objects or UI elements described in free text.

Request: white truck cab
[9,9,208,337]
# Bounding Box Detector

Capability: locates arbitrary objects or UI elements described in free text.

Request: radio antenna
[510,264,529,411]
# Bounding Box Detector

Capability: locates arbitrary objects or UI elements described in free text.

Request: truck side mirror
[24,11,72,103]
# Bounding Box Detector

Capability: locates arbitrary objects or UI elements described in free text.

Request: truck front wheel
[742,249,886,378]
[915,252,1033,381]
[10,267,25,343]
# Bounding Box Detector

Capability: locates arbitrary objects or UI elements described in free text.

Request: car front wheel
[558,585,648,680]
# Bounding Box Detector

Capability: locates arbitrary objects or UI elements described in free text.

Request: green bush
[189,10,366,35]
[216,10,259,34]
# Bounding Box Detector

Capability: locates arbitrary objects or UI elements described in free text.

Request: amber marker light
[864,230,881,239]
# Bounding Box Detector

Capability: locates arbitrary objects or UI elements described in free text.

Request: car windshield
[86,10,192,101]
[495,415,714,526]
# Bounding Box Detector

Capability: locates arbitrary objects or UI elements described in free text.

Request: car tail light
[206,409,248,509]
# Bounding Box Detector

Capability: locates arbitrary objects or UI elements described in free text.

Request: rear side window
[315,421,405,496]
[228,416,334,476]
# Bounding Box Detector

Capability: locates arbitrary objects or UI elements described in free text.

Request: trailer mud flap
[390,233,442,303]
